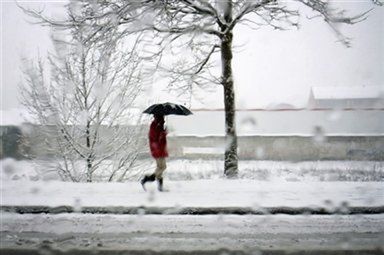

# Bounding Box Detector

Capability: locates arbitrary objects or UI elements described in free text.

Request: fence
[1,126,384,161]
[166,135,384,161]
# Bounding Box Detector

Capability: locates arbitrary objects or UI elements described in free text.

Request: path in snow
[2,167,384,254]
[2,180,383,210]
[1,214,384,254]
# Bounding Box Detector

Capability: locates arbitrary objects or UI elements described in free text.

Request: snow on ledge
[170,133,384,137]
[183,147,225,155]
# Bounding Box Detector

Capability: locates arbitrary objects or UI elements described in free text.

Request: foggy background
[1,0,383,111]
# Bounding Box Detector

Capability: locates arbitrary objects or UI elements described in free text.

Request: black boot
[157,177,163,192]
[140,174,156,191]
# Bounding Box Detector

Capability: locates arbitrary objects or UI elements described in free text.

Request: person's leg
[154,158,166,179]
[154,158,166,191]
[141,173,156,183]
[140,173,155,191]
[140,159,158,190]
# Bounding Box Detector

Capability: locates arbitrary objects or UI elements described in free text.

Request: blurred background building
[1,86,383,160]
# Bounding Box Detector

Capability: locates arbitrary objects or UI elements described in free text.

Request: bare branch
[297,0,373,46]
[195,44,220,75]
[20,2,146,182]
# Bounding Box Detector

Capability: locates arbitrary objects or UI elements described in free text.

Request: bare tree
[20,5,146,182]
[22,0,381,177]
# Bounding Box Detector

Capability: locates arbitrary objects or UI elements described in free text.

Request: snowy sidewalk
[2,180,384,253]
[1,180,383,214]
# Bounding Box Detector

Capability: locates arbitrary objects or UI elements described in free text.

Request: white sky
[1,0,383,111]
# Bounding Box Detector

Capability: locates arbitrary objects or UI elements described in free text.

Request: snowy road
[2,180,384,208]
[1,213,384,254]
[2,163,384,254]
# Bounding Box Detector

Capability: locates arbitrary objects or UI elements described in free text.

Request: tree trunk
[82,51,93,183]
[221,2,238,178]
[86,121,92,182]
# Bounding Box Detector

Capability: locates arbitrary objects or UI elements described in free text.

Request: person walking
[141,114,168,191]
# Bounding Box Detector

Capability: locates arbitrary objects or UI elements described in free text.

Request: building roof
[311,86,382,100]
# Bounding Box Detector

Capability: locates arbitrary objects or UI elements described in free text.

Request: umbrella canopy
[143,102,192,116]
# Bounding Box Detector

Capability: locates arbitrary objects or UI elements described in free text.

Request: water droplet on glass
[137,208,146,216]
[2,158,16,176]
[78,111,89,126]
[250,250,262,255]
[75,41,84,55]
[225,135,234,152]
[252,202,269,215]
[20,123,34,135]
[110,13,120,26]
[312,125,326,143]
[12,175,21,181]
[323,199,335,213]
[340,235,351,249]
[256,147,265,159]
[147,189,155,203]
[164,204,182,215]
[73,198,82,213]
[240,116,257,133]
[30,187,40,194]
[327,109,342,122]
[338,201,350,214]
[251,203,261,214]
[38,244,54,255]
[219,250,230,255]
[216,213,224,222]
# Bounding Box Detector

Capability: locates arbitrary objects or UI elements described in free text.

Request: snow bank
[2,179,383,209]
[1,159,383,214]
[1,159,383,182]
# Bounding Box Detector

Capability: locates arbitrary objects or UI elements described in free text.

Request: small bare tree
[20,6,146,182]
[22,0,381,177]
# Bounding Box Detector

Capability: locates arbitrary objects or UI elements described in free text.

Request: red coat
[149,119,168,158]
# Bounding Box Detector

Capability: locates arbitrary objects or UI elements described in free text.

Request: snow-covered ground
[2,179,384,210]
[1,159,384,254]
[2,158,383,182]
[2,214,384,253]
[1,159,383,210]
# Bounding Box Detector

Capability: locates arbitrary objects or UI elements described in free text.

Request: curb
[2,205,384,215]
[1,248,384,255]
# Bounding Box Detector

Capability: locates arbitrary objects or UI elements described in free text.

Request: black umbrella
[143,102,192,116]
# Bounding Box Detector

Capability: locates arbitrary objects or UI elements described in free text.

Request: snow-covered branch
[20,6,147,182]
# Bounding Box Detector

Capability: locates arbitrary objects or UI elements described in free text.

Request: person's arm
[158,128,167,146]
